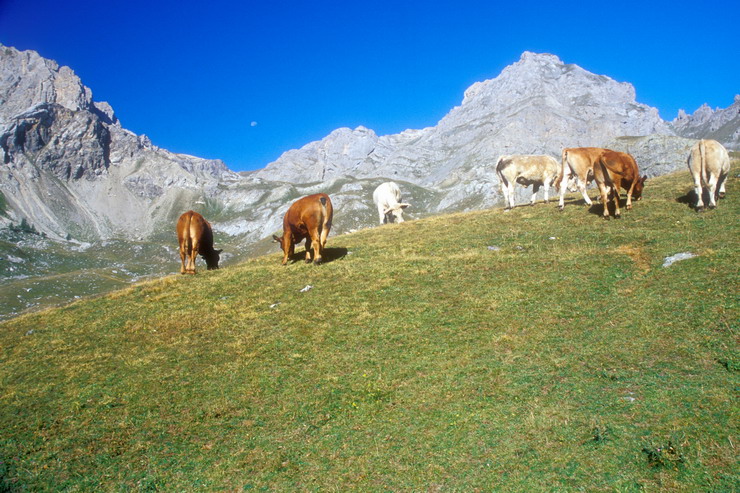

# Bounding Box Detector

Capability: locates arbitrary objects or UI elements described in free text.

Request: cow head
[384,203,410,223]
[203,249,222,270]
[633,175,647,200]
[273,234,294,264]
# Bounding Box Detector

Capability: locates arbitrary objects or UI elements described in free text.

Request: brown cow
[176,210,221,274]
[688,139,731,211]
[273,193,333,265]
[557,147,612,210]
[593,150,647,219]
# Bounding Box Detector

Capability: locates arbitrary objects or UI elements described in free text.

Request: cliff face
[0,45,237,241]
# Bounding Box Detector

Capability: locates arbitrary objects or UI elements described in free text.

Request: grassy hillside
[0,170,737,491]
[0,176,441,321]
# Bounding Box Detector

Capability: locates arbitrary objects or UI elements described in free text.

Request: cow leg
[500,179,512,210]
[707,173,720,209]
[597,181,611,219]
[625,179,634,211]
[319,222,330,253]
[378,205,386,225]
[188,239,199,274]
[557,169,570,210]
[542,181,550,203]
[612,178,622,218]
[692,173,705,211]
[179,242,187,274]
[282,241,293,266]
[507,182,517,209]
[612,189,621,219]
[304,237,313,263]
[717,172,728,200]
[578,175,593,206]
[530,184,540,205]
[310,232,322,264]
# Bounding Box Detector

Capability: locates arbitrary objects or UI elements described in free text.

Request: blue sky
[1,0,738,172]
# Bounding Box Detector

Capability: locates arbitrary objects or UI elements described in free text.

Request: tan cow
[176,210,221,274]
[592,150,646,219]
[557,147,612,210]
[273,193,333,265]
[688,139,731,211]
[496,154,560,210]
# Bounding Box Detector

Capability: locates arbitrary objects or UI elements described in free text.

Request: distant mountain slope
[254,52,680,211]
[671,95,740,150]
[1,45,737,246]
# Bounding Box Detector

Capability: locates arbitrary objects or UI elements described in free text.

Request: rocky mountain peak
[671,95,740,149]
[0,44,93,122]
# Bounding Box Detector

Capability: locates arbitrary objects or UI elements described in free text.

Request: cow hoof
[696,206,705,213]
[305,258,312,264]
[719,192,726,199]
[313,258,322,265]
[709,204,716,210]
[603,215,610,221]
[615,214,622,219]
[558,206,564,212]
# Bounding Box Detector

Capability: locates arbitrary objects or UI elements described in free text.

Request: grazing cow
[557,147,612,210]
[496,154,560,210]
[373,182,410,224]
[273,193,333,265]
[592,150,647,219]
[687,139,731,211]
[176,210,221,274]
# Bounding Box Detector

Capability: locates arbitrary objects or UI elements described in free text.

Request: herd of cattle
[176,139,732,274]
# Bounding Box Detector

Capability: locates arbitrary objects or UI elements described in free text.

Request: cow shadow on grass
[586,198,632,218]
[676,189,725,211]
[286,246,349,264]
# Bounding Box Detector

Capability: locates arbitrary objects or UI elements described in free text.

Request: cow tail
[184,212,193,253]
[556,149,568,190]
[699,139,707,183]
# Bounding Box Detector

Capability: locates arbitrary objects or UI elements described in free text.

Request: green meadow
[0,170,737,491]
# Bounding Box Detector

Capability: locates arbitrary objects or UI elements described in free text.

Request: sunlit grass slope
[1,170,737,491]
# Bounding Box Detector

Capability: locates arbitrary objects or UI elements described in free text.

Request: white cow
[496,154,560,210]
[688,139,731,211]
[373,182,410,224]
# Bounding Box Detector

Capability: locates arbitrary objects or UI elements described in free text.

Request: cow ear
[399,203,411,208]
[272,235,281,244]
[215,249,223,254]
[641,175,647,183]
[383,208,392,215]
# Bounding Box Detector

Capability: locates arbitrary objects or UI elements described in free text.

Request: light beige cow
[557,147,612,210]
[687,139,731,211]
[373,182,410,224]
[496,154,560,210]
